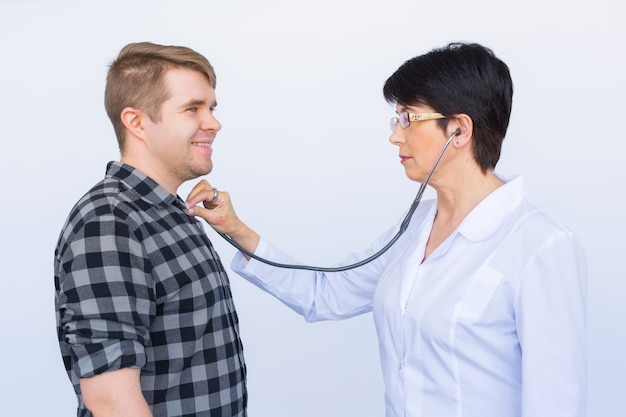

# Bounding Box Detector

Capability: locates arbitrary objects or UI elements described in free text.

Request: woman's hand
[185,180,260,257]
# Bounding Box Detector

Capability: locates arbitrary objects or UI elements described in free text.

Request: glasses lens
[400,112,410,128]
[390,117,399,131]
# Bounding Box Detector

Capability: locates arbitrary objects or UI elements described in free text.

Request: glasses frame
[390,111,446,131]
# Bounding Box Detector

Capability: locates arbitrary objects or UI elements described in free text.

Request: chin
[186,165,213,181]
[405,171,422,183]
[198,161,214,175]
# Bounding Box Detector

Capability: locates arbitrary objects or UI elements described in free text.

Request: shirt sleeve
[231,224,399,322]
[515,228,588,417]
[56,214,154,378]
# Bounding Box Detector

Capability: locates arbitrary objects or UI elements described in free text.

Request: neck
[120,154,180,196]
[434,169,503,223]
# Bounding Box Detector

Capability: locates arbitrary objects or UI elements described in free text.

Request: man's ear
[120,107,147,141]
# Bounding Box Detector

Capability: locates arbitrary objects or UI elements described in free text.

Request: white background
[0,1,623,416]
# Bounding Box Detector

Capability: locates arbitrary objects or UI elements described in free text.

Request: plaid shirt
[55,162,247,417]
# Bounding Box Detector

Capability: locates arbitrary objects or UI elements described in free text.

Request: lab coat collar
[455,174,527,242]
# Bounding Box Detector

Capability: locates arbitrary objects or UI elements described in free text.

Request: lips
[399,155,411,164]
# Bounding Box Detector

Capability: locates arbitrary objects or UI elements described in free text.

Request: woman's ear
[450,114,473,147]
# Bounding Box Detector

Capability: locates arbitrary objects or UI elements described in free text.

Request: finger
[188,204,212,222]
[186,184,217,208]
[186,191,214,210]
[190,204,230,229]
[188,179,213,196]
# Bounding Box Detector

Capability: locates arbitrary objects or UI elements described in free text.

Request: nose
[389,125,404,146]
[201,109,222,132]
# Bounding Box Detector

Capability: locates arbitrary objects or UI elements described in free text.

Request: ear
[120,107,148,142]
[449,114,473,147]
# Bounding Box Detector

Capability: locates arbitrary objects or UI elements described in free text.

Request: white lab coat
[232,174,587,417]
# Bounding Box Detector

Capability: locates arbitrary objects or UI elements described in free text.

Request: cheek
[406,138,423,153]
[162,124,194,144]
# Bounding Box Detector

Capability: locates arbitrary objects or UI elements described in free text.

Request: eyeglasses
[390,111,446,131]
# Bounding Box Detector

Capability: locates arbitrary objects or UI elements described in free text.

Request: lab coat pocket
[456,266,504,318]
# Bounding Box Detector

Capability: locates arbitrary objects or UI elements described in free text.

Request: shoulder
[513,198,579,245]
[56,177,146,256]
[491,197,586,277]
[67,178,137,224]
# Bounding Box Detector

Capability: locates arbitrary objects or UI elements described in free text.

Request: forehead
[163,68,215,101]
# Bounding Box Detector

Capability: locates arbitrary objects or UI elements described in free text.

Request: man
[54,42,247,417]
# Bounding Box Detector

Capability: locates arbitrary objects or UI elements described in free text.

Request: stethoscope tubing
[210,130,459,272]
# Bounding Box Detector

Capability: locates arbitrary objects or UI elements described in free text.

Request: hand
[185,180,260,256]
[185,179,237,234]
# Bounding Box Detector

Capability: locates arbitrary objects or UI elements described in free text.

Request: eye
[186,107,198,113]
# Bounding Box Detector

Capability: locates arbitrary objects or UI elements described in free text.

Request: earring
[455,141,460,145]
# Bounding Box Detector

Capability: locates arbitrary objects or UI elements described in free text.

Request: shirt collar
[105,161,180,209]
[456,173,527,241]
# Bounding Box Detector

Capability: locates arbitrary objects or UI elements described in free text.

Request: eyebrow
[180,99,217,109]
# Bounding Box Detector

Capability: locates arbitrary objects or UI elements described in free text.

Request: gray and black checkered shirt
[55,161,247,417]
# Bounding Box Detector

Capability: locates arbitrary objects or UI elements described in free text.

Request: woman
[186,42,587,417]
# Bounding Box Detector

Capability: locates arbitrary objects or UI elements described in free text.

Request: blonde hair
[104,42,216,149]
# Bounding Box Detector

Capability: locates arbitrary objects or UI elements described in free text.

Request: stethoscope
[212,129,461,272]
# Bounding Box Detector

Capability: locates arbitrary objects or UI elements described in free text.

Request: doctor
[187,42,587,417]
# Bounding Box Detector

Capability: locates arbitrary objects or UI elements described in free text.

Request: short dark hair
[104,42,216,150]
[383,42,513,172]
